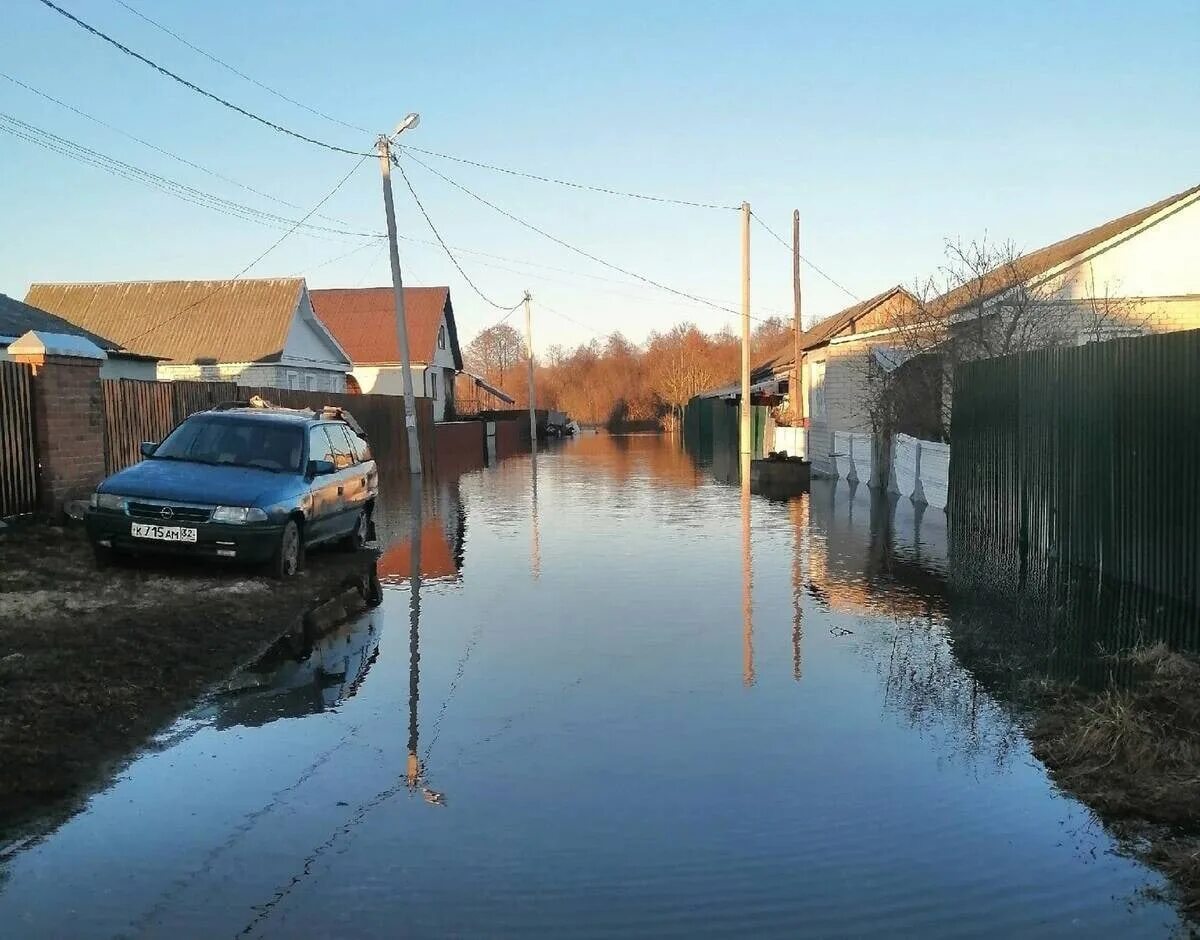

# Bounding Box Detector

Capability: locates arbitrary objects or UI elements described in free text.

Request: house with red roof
[310,286,463,422]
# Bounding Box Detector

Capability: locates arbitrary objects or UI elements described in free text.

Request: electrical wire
[391,156,524,313]
[110,0,370,135]
[537,300,605,338]
[119,151,374,349]
[401,151,785,324]
[34,0,369,156]
[0,70,367,231]
[0,110,381,239]
[749,210,861,303]
[403,145,739,211]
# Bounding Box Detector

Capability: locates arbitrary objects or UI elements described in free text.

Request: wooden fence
[101,379,435,477]
[101,380,237,474]
[0,360,38,518]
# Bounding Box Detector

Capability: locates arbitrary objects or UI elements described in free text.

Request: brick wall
[18,354,106,515]
[158,361,346,392]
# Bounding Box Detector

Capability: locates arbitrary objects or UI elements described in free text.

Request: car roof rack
[208,397,367,438]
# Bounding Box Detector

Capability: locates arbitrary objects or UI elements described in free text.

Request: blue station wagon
[86,403,379,578]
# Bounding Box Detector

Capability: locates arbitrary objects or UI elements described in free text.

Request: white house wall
[1067,195,1200,300]
[283,291,352,372]
[157,361,346,392]
[100,358,158,381]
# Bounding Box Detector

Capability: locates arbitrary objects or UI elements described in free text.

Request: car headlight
[90,493,127,511]
[211,506,268,524]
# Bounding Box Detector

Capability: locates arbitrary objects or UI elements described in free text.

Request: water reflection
[0,434,1183,938]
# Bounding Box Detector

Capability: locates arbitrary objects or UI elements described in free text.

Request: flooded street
[0,435,1182,937]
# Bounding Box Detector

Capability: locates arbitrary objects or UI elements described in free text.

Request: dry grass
[1030,641,1200,916]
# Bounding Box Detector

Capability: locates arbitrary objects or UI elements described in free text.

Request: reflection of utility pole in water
[406,474,424,790]
[791,495,805,681]
[530,449,541,581]
[741,449,755,687]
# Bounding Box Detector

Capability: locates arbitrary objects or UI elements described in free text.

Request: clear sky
[1,0,1197,351]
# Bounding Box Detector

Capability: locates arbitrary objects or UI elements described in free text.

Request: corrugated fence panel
[0,360,38,517]
[950,329,1200,609]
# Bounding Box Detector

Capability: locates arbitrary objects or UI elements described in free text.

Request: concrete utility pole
[523,290,537,451]
[792,210,803,424]
[740,201,752,456]
[377,118,423,475]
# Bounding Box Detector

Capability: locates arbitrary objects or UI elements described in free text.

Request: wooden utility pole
[792,210,803,424]
[523,291,537,451]
[740,201,752,456]
[377,135,423,474]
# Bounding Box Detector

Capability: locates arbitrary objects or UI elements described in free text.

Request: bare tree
[463,323,525,391]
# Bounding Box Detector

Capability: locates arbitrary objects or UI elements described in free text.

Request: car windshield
[154,416,304,473]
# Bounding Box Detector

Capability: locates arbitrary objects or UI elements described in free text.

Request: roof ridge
[27,277,306,288]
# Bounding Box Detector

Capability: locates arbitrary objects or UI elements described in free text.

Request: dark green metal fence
[949,328,1200,609]
[682,396,768,476]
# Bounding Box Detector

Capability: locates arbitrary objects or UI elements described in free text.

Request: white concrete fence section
[827,430,950,511]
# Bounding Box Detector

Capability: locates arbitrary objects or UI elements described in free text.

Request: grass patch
[1029,642,1200,916]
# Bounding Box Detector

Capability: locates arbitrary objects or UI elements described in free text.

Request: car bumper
[86,510,284,563]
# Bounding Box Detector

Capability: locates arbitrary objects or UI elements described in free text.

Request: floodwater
[0,435,1184,937]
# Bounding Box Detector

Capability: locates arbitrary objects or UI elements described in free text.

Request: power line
[749,210,861,303]
[402,145,739,211]
[537,300,605,338]
[121,152,374,348]
[0,70,368,231]
[110,0,370,135]
[0,110,381,239]
[401,151,780,324]
[391,156,524,313]
[34,0,368,156]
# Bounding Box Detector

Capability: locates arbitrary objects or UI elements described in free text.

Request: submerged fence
[949,328,1200,608]
[0,360,38,517]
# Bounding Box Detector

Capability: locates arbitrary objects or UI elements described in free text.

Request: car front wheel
[269,520,303,579]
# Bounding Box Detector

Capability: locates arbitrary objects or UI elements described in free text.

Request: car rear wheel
[269,520,302,579]
[339,508,370,552]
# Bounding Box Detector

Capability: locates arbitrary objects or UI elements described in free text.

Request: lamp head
[395,113,421,136]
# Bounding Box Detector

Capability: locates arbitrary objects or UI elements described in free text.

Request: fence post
[844,432,858,485]
[912,440,928,506]
[9,335,106,517]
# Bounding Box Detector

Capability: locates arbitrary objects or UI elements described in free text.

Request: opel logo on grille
[160,506,174,520]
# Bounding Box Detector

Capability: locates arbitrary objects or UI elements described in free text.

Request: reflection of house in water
[803,479,949,620]
[377,478,466,586]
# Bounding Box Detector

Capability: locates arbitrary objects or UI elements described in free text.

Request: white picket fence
[828,430,949,510]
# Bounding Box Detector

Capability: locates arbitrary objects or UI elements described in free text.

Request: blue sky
[1,0,1196,350]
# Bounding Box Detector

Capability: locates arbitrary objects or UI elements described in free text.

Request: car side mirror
[307,459,336,478]
[140,441,158,458]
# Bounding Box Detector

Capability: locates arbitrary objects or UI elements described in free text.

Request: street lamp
[377,114,423,474]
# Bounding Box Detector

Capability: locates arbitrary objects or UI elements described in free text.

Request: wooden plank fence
[0,360,38,518]
[101,379,435,477]
[102,380,237,474]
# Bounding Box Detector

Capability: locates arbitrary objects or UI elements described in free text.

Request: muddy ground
[0,521,376,835]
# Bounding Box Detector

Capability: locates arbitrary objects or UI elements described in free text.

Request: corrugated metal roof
[25,278,304,364]
[309,286,463,369]
[0,293,122,351]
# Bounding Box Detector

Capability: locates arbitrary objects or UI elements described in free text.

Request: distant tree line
[462,317,792,429]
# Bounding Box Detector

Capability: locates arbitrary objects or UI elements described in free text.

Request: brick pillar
[9,351,106,517]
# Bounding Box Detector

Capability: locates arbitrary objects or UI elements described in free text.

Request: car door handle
[337,485,344,495]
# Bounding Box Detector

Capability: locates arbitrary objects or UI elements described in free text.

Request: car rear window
[347,428,372,463]
[323,424,357,470]
[156,416,304,473]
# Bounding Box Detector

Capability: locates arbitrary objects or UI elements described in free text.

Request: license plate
[131,522,198,543]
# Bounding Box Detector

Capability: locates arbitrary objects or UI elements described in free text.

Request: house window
[431,371,439,400]
[305,374,319,391]
[438,325,446,350]
[809,360,826,420]
[287,370,301,390]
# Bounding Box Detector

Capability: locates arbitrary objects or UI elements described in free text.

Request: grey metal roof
[0,293,121,351]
